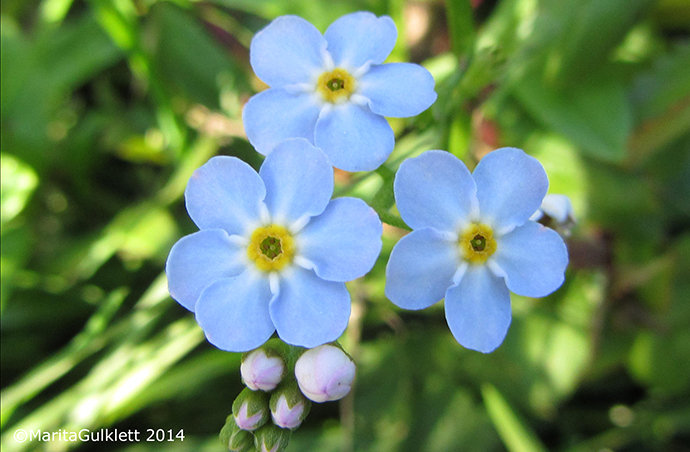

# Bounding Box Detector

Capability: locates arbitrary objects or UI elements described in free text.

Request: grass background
[2,0,690,451]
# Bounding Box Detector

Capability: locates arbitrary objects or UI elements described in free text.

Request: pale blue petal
[243,88,322,156]
[259,139,333,225]
[250,15,326,87]
[473,148,548,233]
[166,230,246,311]
[298,197,382,282]
[359,63,437,117]
[314,103,394,172]
[385,228,459,310]
[324,12,396,68]
[394,150,477,232]
[185,156,266,236]
[195,272,275,352]
[270,267,350,348]
[492,221,568,297]
[444,266,512,353]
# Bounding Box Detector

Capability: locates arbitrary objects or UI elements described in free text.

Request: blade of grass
[481,383,549,452]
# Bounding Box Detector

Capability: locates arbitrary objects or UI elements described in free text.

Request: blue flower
[243,12,437,172]
[385,148,569,353]
[166,139,383,351]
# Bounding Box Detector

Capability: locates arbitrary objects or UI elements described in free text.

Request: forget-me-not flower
[385,148,569,353]
[166,139,382,352]
[243,12,437,172]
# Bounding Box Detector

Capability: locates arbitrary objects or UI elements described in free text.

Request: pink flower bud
[294,344,355,403]
[232,388,269,431]
[234,402,264,431]
[271,394,306,429]
[241,349,285,391]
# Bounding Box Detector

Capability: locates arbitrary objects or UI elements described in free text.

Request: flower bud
[232,387,269,431]
[254,424,292,452]
[269,380,311,429]
[241,347,286,392]
[219,415,255,452]
[294,344,355,403]
[530,194,576,237]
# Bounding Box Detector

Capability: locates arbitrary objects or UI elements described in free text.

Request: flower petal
[250,15,326,87]
[359,63,437,117]
[185,156,266,236]
[314,103,394,172]
[385,228,459,310]
[166,230,246,311]
[269,267,350,348]
[444,265,512,353]
[243,88,322,156]
[324,12,396,69]
[195,272,275,352]
[473,147,548,233]
[394,150,477,232]
[492,220,568,297]
[298,197,382,282]
[259,139,334,226]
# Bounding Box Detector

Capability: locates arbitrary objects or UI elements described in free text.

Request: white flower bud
[530,194,576,237]
[241,348,285,391]
[271,394,307,429]
[294,344,355,403]
[232,388,269,431]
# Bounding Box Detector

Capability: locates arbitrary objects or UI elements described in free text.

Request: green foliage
[1,1,689,451]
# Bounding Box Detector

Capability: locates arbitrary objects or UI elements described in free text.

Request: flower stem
[339,280,366,452]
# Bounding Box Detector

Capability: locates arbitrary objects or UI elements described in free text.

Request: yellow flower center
[247,225,295,272]
[316,68,356,103]
[459,223,497,265]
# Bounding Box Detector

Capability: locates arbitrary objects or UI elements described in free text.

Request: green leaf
[584,159,663,243]
[0,17,33,119]
[151,2,247,108]
[482,383,549,452]
[118,206,177,262]
[0,227,32,312]
[526,133,587,216]
[0,154,38,227]
[628,235,690,396]
[513,69,632,162]
[629,44,690,164]
[369,166,410,231]
[445,0,475,60]
[34,11,123,95]
[551,0,657,83]
[1,12,123,170]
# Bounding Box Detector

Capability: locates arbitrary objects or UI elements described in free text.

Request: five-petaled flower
[166,139,382,352]
[243,12,437,172]
[385,148,569,353]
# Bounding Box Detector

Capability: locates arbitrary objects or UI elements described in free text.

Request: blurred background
[2,0,689,451]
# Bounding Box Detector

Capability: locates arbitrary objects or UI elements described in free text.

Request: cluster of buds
[221,340,356,451]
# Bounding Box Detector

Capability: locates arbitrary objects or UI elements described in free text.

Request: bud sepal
[254,424,292,452]
[219,415,256,452]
